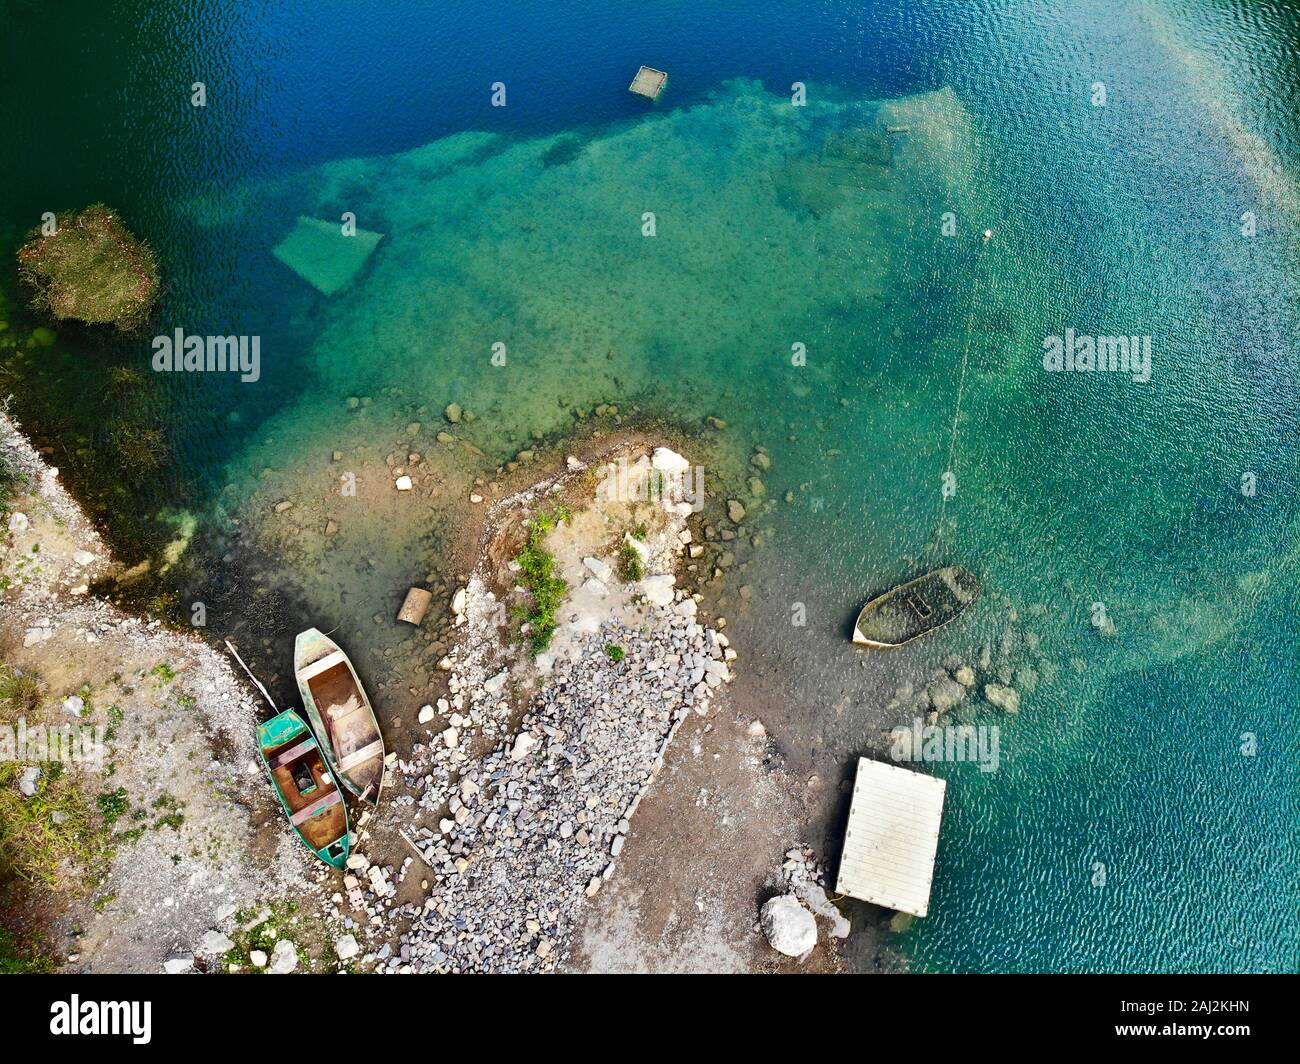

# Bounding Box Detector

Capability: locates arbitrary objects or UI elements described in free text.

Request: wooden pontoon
[836,758,946,917]
[294,629,385,804]
[852,566,980,648]
[257,708,349,870]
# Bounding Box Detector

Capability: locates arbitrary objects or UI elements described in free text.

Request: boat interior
[264,734,347,853]
[306,658,384,796]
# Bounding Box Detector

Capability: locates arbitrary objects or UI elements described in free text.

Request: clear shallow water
[2,1,1297,972]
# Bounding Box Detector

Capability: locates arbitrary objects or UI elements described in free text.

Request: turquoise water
[1,1,1297,972]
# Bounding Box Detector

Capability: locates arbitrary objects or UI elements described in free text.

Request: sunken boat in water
[852,566,980,648]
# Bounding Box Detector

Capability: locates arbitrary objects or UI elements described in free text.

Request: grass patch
[510,506,571,654]
[149,662,176,684]
[0,760,100,889]
[0,664,46,717]
[618,541,644,582]
[16,204,159,329]
[603,644,625,663]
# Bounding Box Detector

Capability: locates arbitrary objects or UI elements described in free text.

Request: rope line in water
[936,238,991,548]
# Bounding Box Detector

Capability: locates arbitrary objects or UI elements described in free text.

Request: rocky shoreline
[1,411,327,971]
[336,446,755,972]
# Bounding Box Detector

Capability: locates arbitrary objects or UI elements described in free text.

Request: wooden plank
[267,738,314,771]
[289,788,343,826]
[298,649,348,683]
[337,738,384,773]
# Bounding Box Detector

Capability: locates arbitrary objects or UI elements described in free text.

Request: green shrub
[604,644,625,663]
[511,508,570,653]
[618,542,644,582]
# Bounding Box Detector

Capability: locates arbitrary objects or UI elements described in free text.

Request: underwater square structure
[628,66,667,100]
[272,216,384,296]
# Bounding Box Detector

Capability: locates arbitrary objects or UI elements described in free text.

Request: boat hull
[294,628,385,804]
[256,709,350,870]
[852,566,980,648]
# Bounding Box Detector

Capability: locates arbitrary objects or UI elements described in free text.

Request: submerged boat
[852,566,980,648]
[257,708,350,869]
[294,628,385,803]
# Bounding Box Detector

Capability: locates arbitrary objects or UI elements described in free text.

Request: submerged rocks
[760,895,818,957]
[983,683,1020,714]
[726,499,746,523]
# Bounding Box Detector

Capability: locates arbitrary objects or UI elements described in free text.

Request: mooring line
[936,239,990,548]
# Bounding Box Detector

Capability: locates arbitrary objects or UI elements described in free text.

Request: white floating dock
[628,66,668,100]
[835,758,946,918]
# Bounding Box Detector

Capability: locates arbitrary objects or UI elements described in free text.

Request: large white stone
[651,447,690,474]
[760,895,818,957]
[640,574,675,606]
[267,938,298,974]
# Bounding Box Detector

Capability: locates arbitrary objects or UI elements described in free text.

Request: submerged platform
[628,66,668,100]
[836,758,946,918]
[272,216,384,296]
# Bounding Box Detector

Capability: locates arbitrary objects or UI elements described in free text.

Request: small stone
[163,954,195,974]
[273,500,293,513]
[62,695,85,717]
[198,929,235,955]
[445,403,463,423]
[334,934,360,961]
[18,766,40,797]
[417,704,436,725]
[7,512,29,532]
[250,950,268,968]
[395,475,413,491]
[727,499,746,523]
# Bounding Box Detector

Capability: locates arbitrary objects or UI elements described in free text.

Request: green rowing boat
[852,566,980,648]
[257,708,350,870]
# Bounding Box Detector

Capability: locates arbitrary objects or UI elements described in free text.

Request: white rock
[795,881,851,939]
[582,577,608,597]
[163,954,195,974]
[640,574,675,606]
[451,589,467,616]
[7,511,29,532]
[484,669,508,695]
[582,556,613,581]
[249,950,268,968]
[334,934,360,961]
[18,766,40,797]
[72,550,95,566]
[417,704,436,725]
[510,732,536,761]
[760,895,818,957]
[267,938,298,974]
[198,929,235,955]
[651,447,690,474]
[442,727,459,749]
[566,455,585,471]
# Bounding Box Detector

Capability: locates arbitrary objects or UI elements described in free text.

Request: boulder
[163,954,194,974]
[760,894,817,957]
[334,934,360,961]
[651,447,690,474]
[267,938,298,974]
